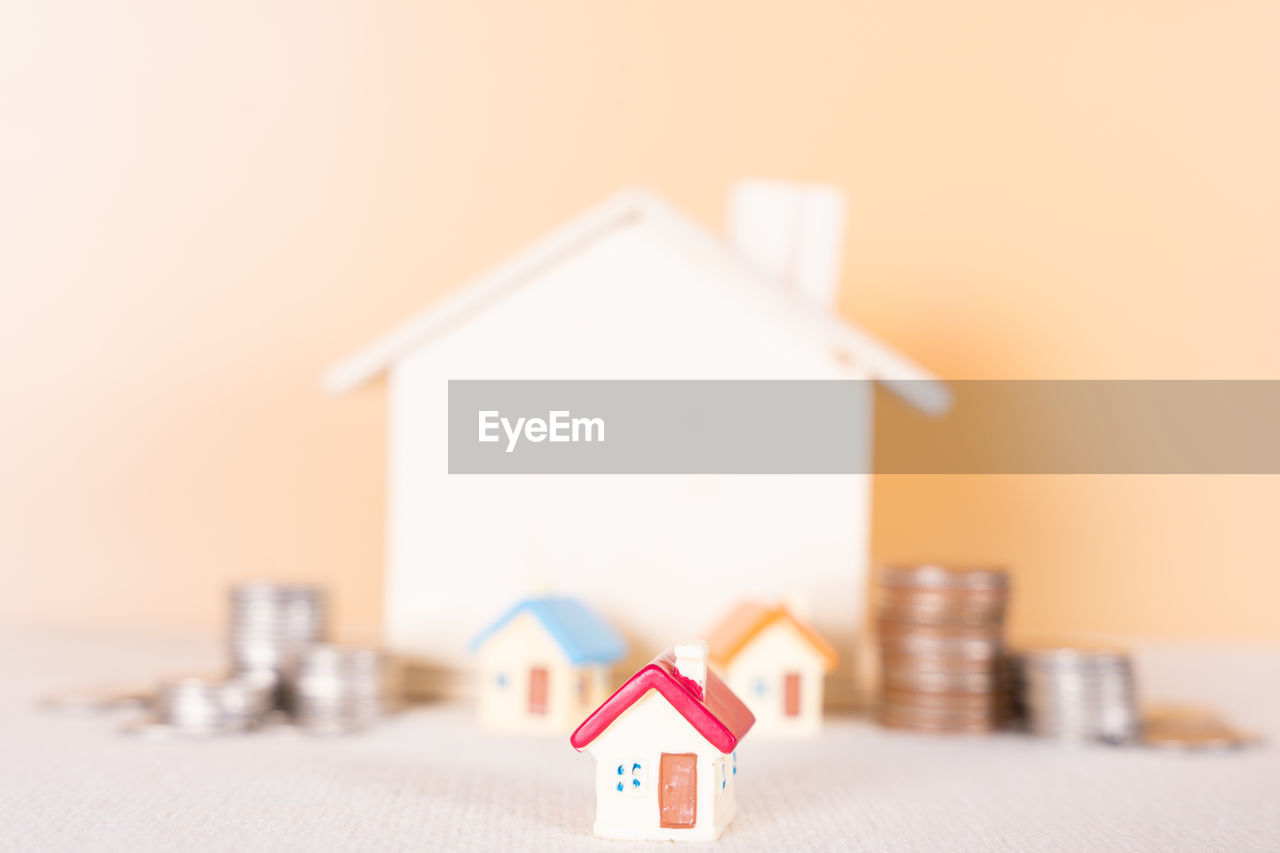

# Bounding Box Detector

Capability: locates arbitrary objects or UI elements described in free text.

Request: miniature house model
[471,596,626,735]
[571,642,755,841]
[707,602,839,736]
[325,181,948,704]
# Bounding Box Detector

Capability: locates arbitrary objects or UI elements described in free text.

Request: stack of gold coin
[876,564,1010,733]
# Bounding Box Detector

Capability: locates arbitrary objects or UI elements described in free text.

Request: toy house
[325,182,948,705]
[470,596,626,735]
[707,602,839,736]
[570,642,755,841]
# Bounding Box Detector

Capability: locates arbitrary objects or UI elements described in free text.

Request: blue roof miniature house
[470,596,626,734]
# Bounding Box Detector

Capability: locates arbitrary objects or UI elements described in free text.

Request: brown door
[784,672,801,717]
[659,753,697,828]
[528,667,548,715]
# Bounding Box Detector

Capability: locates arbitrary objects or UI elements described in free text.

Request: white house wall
[720,621,828,735]
[585,691,735,841]
[385,219,872,704]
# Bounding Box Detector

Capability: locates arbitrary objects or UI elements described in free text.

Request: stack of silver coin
[149,675,274,736]
[1011,645,1139,744]
[229,582,327,709]
[292,644,393,734]
[876,564,1010,733]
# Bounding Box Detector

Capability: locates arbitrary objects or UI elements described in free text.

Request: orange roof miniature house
[571,642,755,841]
[706,602,838,736]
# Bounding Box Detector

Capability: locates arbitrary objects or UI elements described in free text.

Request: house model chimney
[726,179,848,308]
[673,641,709,699]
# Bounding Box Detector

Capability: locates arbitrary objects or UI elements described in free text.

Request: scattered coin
[32,581,405,738]
[127,675,275,737]
[1140,705,1262,751]
[39,686,151,713]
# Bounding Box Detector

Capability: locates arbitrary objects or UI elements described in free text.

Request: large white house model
[325,181,948,704]
[570,642,756,841]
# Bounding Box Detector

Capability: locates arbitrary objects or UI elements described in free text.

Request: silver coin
[1010,645,1140,743]
[150,674,273,736]
[292,644,397,734]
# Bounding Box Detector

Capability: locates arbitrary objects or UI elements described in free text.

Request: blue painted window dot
[617,765,624,775]
[616,781,623,792]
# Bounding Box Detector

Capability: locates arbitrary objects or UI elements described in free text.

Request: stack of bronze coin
[876,564,1010,733]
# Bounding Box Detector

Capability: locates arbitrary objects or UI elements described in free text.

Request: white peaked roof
[324,188,950,415]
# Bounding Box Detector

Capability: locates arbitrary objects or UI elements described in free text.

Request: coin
[39,686,151,713]
[50,582,401,740]
[229,582,327,711]
[877,705,999,734]
[875,564,1010,734]
[881,689,999,713]
[877,588,1008,626]
[879,564,1010,591]
[1139,706,1262,751]
[877,624,1004,659]
[1009,645,1139,743]
[1141,727,1260,750]
[141,674,273,736]
[293,644,397,735]
[880,651,1001,676]
[883,668,1001,694]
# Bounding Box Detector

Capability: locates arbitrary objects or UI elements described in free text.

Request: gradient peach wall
[2,2,1277,640]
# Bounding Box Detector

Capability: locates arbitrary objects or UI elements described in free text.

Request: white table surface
[4,628,1279,852]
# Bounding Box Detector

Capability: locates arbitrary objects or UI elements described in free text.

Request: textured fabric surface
[4,629,1279,852]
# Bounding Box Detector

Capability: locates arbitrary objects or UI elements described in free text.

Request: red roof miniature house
[707,602,839,736]
[570,642,755,841]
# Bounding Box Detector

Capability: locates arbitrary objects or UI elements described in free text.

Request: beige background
[2,1,1277,641]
